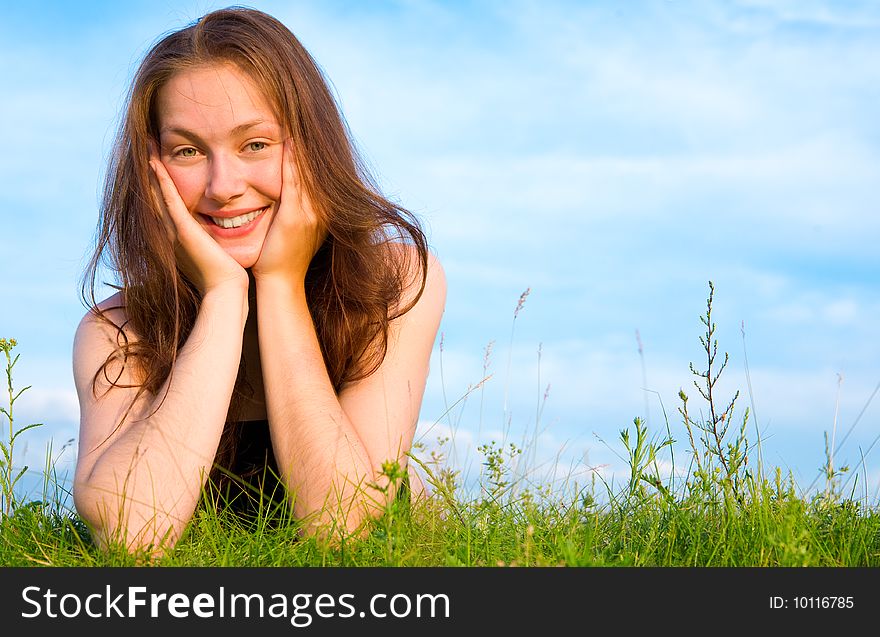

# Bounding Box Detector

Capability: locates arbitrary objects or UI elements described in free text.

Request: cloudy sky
[2,0,878,503]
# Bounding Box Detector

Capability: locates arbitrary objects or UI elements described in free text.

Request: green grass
[1,283,879,567]
[2,462,878,567]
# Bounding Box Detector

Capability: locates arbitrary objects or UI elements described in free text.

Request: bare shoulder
[78,291,128,324]
[387,242,447,316]
[72,292,134,393]
[74,292,130,348]
[419,249,446,314]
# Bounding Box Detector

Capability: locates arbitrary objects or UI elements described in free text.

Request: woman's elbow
[73,481,180,557]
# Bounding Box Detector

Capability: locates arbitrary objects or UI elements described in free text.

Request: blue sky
[2,0,879,502]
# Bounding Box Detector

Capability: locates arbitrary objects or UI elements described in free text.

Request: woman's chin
[223,244,262,269]
[205,209,272,271]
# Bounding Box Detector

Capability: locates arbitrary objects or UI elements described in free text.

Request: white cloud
[762,296,866,327]
[732,0,880,28]
[414,134,880,236]
[13,386,79,426]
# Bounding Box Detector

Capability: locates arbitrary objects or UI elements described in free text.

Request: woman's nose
[204,153,246,203]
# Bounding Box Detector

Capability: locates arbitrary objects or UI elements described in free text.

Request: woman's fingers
[148,171,178,245]
[148,156,189,242]
[252,141,318,281]
[281,138,298,201]
[273,139,296,225]
[148,154,215,253]
[146,148,247,294]
[279,139,323,248]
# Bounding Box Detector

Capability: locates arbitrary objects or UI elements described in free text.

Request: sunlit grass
[1,283,879,566]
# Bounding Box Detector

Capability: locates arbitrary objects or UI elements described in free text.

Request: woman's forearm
[255,277,376,533]
[75,283,249,549]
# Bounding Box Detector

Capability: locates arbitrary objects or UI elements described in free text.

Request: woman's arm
[72,284,248,552]
[255,249,446,536]
[73,155,252,553]
[250,143,446,537]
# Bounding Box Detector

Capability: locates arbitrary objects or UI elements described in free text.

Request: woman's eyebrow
[229,119,279,136]
[160,119,280,139]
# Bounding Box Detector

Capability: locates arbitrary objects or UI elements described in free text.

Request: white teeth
[210,208,265,229]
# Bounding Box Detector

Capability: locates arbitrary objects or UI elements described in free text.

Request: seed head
[514,288,531,318]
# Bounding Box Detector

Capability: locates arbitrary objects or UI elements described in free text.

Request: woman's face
[155,63,283,268]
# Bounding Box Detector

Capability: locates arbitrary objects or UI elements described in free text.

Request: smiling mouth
[206,207,268,229]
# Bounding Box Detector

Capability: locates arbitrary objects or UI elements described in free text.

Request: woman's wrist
[201,279,250,326]
[253,271,307,301]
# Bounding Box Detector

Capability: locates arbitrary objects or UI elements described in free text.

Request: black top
[208,418,412,520]
[228,418,277,478]
[210,419,286,518]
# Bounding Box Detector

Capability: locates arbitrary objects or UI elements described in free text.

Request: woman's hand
[251,140,326,286]
[148,151,249,295]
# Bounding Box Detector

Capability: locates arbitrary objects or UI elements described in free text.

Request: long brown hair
[81,7,428,493]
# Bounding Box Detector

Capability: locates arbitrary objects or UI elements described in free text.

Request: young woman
[72,7,446,553]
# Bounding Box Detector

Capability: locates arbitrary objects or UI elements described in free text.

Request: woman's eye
[247,141,267,152]
[176,147,198,158]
